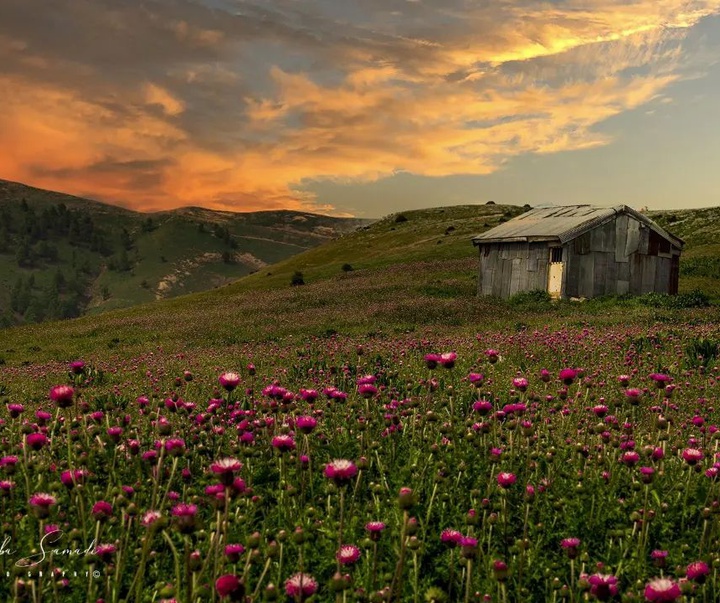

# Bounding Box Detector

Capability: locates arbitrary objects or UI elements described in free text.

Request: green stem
[464,558,473,603]
[162,531,182,598]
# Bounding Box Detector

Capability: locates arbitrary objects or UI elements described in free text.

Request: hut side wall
[477,242,549,298]
[563,215,681,299]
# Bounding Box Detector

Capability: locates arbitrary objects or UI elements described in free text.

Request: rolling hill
[0,179,369,325]
[0,199,718,370]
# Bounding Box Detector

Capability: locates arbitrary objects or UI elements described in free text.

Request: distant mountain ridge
[0,179,370,325]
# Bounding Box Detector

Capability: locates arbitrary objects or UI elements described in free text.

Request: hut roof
[472,205,683,247]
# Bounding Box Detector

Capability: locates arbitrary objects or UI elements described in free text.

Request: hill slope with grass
[649,206,720,297]
[4,200,720,370]
[0,179,368,325]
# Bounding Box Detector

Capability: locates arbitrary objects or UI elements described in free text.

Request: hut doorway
[548,247,563,298]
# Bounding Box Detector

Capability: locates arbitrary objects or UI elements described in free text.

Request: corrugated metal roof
[472,205,683,247]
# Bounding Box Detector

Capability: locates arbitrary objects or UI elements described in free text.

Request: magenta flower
[263,384,289,400]
[69,360,85,374]
[686,561,710,583]
[141,510,163,528]
[6,404,23,418]
[60,469,86,489]
[587,573,619,601]
[644,577,681,602]
[26,433,48,451]
[358,384,378,398]
[107,427,123,443]
[493,560,509,581]
[620,451,640,466]
[219,372,241,392]
[640,467,655,483]
[296,416,318,434]
[95,543,116,563]
[365,522,386,541]
[472,400,493,415]
[485,349,500,363]
[35,410,52,425]
[512,377,529,392]
[651,447,665,461]
[49,385,74,408]
[142,450,158,464]
[91,500,113,521]
[460,536,478,559]
[649,373,672,388]
[560,537,581,559]
[559,368,578,385]
[439,352,457,369]
[285,572,318,598]
[324,459,358,486]
[398,486,415,509]
[336,544,361,565]
[468,373,484,387]
[225,544,246,563]
[215,574,244,600]
[164,438,186,456]
[211,458,243,485]
[625,388,643,404]
[271,435,296,453]
[682,448,703,465]
[29,493,57,518]
[651,550,668,568]
[440,529,464,548]
[171,503,199,533]
[423,353,441,369]
[299,389,319,403]
[497,472,517,488]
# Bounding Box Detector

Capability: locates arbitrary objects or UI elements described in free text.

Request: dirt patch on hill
[155,252,266,299]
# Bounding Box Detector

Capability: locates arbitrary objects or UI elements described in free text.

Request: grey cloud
[30,158,174,189]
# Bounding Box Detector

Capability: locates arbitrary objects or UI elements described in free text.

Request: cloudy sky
[1,1,719,217]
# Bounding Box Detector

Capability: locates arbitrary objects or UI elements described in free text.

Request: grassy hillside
[0,179,367,324]
[3,201,720,372]
[230,203,526,291]
[649,207,720,298]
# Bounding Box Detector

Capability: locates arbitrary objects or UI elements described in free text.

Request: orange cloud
[0,0,718,214]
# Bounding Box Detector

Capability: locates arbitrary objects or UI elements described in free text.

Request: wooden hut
[471,205,683,299]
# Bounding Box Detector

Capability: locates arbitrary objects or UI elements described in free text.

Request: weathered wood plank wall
[477,243,548,297]
[477,215,680,299]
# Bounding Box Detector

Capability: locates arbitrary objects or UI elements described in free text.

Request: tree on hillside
[0,224,10,252]
[10,277,31,314]
[120,227,133,251]
[24,297,46,323]
[109,249,132,272]
[15,239,34,267]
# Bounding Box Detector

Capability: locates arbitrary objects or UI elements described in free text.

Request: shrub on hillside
[291,271,305,286]
[508,289,553,309]
[638,290,710,309]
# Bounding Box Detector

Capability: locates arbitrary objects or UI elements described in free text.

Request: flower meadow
[3,321,720,602]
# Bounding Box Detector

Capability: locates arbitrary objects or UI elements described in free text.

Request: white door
[547,248,563,299]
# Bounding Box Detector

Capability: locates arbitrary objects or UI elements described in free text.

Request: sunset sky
[1,1,719,217]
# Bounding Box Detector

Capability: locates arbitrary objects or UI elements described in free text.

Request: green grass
[1,200,719,373]
[0,179,366,324]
